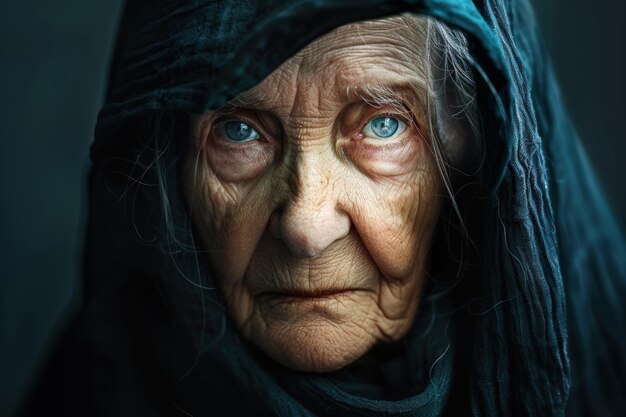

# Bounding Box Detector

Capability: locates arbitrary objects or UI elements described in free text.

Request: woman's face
[183,16,443,372]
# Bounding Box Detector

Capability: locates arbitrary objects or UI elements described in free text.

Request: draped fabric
[20,0,626,416]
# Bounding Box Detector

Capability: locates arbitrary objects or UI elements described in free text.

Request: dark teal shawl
[22,1,626,416]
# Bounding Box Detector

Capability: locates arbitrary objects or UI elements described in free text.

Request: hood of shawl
[93,0,509,168]
[84,0,601,416]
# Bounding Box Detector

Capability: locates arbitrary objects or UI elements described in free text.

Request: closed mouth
[262,288,356,301]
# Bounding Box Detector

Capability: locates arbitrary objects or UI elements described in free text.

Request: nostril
[287,234,323,259]
[271,203,351,258]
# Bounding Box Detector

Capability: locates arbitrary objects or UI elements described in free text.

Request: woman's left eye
[218,120,260,143]
[362,116,406,140]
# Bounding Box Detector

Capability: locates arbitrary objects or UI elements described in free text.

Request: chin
[251,317,378,373]
[233,288,418,372]
[233,289,380,372]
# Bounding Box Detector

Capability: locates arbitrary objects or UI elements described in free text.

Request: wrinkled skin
[183,16,444,372]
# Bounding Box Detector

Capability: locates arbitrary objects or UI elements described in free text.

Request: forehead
[232,15,429,109]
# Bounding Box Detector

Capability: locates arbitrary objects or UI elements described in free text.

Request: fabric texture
[19,0,626,416]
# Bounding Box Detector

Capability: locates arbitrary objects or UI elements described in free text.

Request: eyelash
[214,115,257,129]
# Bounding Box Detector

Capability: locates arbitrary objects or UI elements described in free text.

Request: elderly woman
[21,0,626,416]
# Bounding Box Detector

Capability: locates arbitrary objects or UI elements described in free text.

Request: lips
[263,288,355,301]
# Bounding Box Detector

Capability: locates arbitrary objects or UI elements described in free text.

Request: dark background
[1,1,624,415]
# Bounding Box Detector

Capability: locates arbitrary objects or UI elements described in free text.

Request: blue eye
[219,120,260,142]
[363,116,406,139]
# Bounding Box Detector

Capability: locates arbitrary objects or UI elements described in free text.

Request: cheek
[182,150,279,282]
[351,164,443,280]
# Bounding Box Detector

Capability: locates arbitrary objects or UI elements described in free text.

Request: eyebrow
[226,76,430,111]
[341,80,429,107]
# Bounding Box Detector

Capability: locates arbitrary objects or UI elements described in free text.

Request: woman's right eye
[217,120,260,143]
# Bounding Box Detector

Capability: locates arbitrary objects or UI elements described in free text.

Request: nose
[270,164,351,258]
